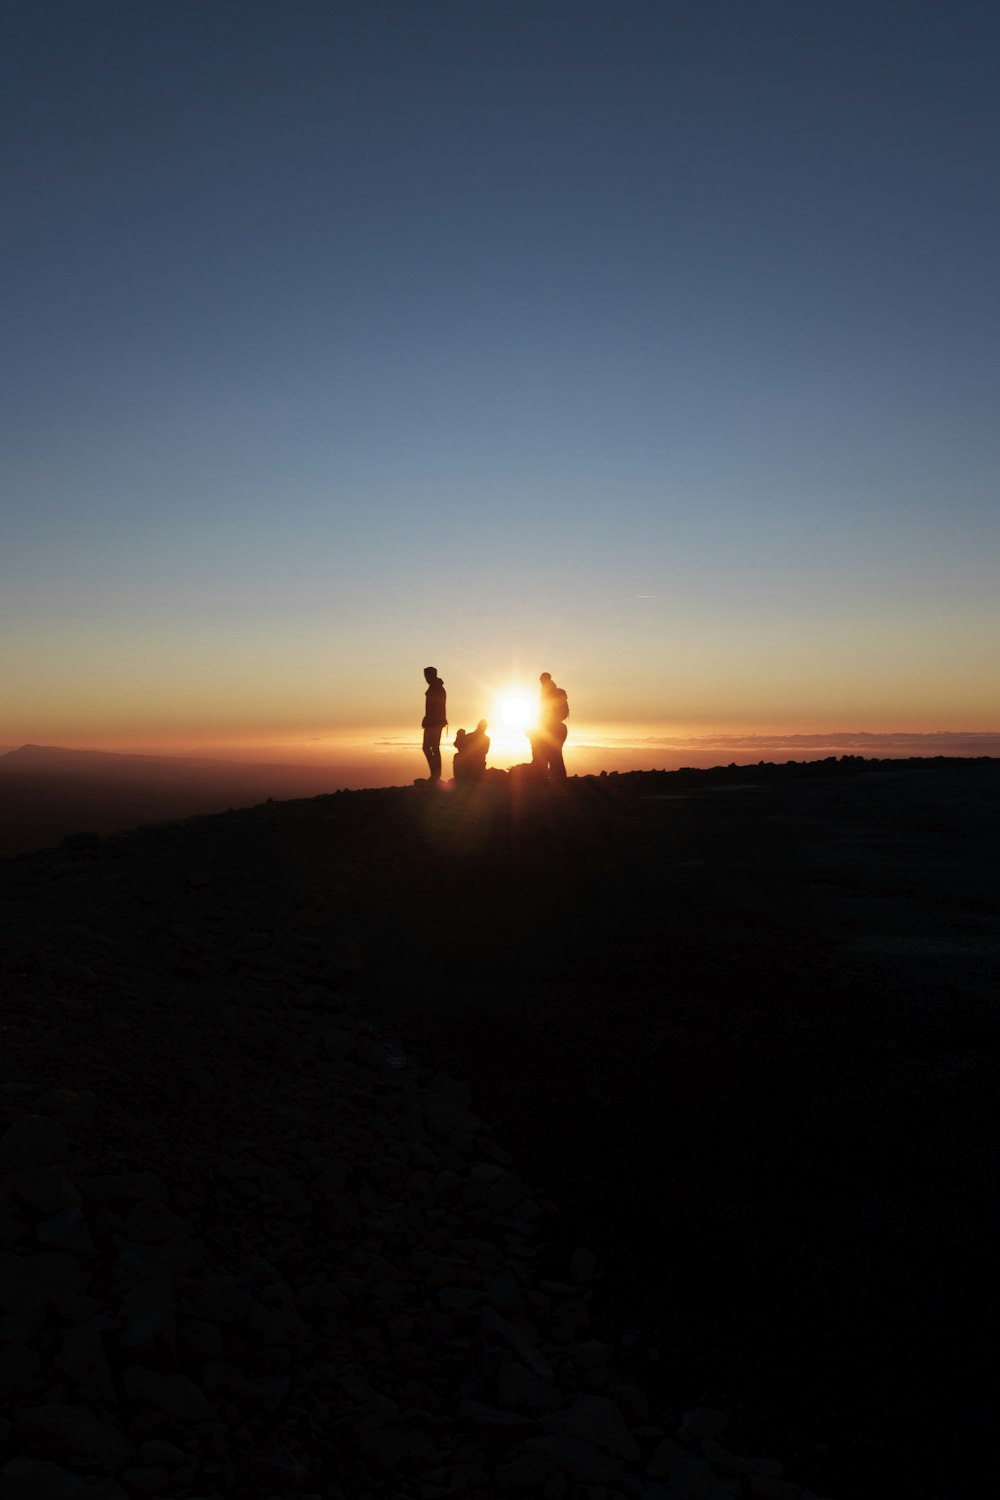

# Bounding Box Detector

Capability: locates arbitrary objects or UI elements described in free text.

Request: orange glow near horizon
[4,718,1000,782]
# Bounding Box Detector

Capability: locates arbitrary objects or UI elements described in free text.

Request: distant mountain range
[0,743,389,857]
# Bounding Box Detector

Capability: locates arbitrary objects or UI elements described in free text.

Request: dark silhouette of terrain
[1,756,998,1495]
[0,744,370,857]
[333,757,1000,1496]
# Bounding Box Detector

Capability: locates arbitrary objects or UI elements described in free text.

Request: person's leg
[550,725,568,781]
[533,730,555,775]
[423,728,442,779]
[426,727,443,780]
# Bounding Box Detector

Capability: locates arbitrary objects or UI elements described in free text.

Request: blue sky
[3,0,998,759]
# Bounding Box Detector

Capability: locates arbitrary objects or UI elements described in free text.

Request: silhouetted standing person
[533,671,569,781]
[421,666,447,782]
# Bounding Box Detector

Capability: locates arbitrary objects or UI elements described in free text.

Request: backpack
[554,688,569,721]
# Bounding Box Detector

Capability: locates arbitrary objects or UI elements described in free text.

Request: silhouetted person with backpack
[421,666,447,782]
[531,671,569,781]
[453,719,490,781]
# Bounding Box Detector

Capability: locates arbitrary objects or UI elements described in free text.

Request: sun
[500,695,531,730]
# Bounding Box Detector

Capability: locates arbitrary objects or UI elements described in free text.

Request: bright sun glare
[500,696,531,730]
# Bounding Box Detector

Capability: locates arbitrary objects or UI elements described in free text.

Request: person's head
[540,672,552,684]
[476,719,487,732]
[424,665,438,684]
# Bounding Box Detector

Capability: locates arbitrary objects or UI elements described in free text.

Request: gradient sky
[3,0,998,772]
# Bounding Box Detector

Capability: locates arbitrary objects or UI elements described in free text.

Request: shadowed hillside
[0,744,386,857]
[2,759,998,1497]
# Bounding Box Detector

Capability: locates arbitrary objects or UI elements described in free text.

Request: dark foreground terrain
[0,745,365,858]
[1,758,998,1498]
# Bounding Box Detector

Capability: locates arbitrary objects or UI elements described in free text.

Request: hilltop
[2,760,999,1497]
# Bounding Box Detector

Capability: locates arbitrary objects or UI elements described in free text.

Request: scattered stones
[524,1432,627,1484]
[0,1115,69,1171]
[2,1458,127,1500]
[0,788,822,1500]
[35,1088,96,1129]
[543,1394,641,1460]
[569,1246,598,1284]
[124,1366,218,1422]
[679,1405,731,1441]
[15,1403,133,1469]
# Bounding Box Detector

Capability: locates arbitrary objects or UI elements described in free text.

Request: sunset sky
[4,1,998,779]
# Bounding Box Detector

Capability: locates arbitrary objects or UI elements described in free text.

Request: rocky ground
[2,761,998,1498]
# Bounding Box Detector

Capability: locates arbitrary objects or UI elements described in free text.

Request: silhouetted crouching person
[453,719,490,782]
[531,671,569,781]
[421,666,447,782]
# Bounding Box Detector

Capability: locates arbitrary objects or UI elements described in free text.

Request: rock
[438,1286,482,1316]
[313,1159,349,1198]
[748,1457,785,1478]
[50,1288,99,1325]
[482,1172,527,1214]
[1,1458,126,1499]
[118,1275,176,1353]
[568,1338,612,1371]
[0,1251,88,1308]
[486,1272,527,1316]
[16,1403,133,1468]
[49,955,101,985]
[35,1088,97,1129]
[551,1298,590,1339]
[482,1308,554,1381]
[569,1247,598,1283]
[458,1400,536,1431]
[355,1036,389,1070]
[238,1447,312,1488]
[0,1116,69,1172]
[495,1451,557,1488]
[14,1166,81,1216]
[124,1366,217,1421]
[608,1381,649,1425]
[137,1439,186,1466]
[524,1434,626,1484]
[425,1091,480,1139]
[747,1478,803,1499]
[0,1290,48,1341]
[543,1394,641,1459]
[200,1358,233,1392]
[118,1171,169,1203]
[179,1318,224,1360]
[54,1322,116,1403]
[0,1341,42,1400]
[679,1406,730,1440]
[496,1361,559,1410]
[648,1437,720,1493]
[232,1373,291,1412]
[325,935,362,974]
[120,1468,169,1495]
[358,1427,416,1470]
[0,1208,23,1249]
[247,1292,303,1346]
[37,1206,95,1253]
[125,1200,189,1244]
